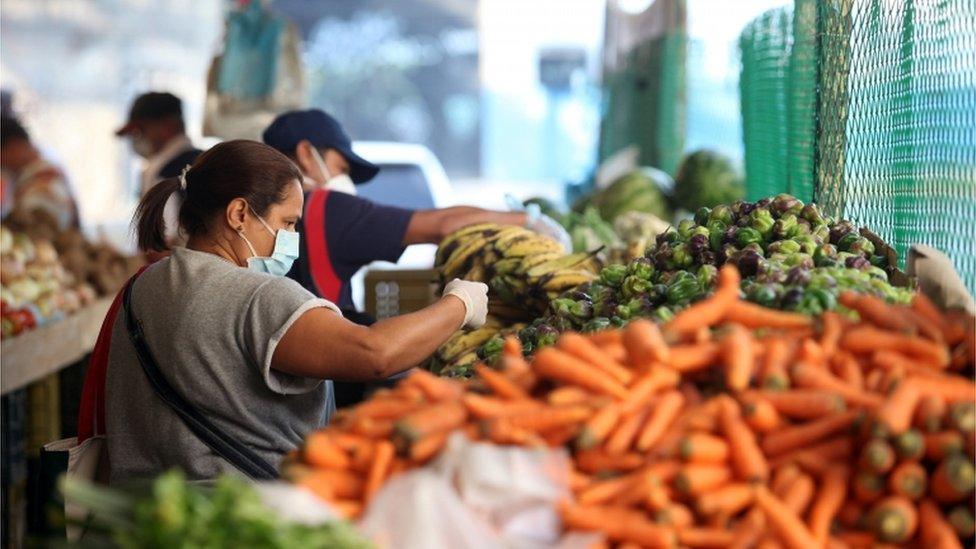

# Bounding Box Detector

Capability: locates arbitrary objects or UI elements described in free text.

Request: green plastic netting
[740,0,975,292]
[738,2,819,203]
[817,0,976,292]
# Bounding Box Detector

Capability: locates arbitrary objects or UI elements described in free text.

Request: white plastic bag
[359,433,587,549]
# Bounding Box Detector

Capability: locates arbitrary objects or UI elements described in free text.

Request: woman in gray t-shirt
[106,140,488,482]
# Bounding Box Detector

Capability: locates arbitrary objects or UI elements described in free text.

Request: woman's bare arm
[271,296,466,381]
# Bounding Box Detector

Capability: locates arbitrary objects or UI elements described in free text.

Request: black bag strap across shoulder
[122,278,279,480]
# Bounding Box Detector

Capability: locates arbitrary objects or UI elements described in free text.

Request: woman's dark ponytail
[135,177,182,252]
[132,140,302,252]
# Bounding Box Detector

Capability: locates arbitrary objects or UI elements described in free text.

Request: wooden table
[1,297,113,395]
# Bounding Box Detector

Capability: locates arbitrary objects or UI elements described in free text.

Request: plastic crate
[364,269,439,321]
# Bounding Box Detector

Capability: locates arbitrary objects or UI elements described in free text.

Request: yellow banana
[515,251,563,274]
[525,252,594,279]
[437,325,500,363]
[435,223,501,266]
[539,269,596,292]
[502,236,564,258]
[441,235,491,279]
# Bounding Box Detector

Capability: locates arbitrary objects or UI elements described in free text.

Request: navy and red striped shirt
[287,189,414,310]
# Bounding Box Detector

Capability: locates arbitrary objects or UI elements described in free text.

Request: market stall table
[1,296,113,395]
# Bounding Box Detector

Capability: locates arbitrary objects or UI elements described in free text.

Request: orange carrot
[771,464,802,497]
[575,449,645,474]
[925,430,965,461]
[834,531,877,549]
[841,326,949,368]
[616,369,680,418]
[654,502,694,528]
[678,433,729,464]
[741,397,785,433]
[807,465,849,546]
[548,386,592,406]
[831,351,864,389]
[606,407,652,455]
[352,397,421,420]
[875,382,922,436]
[869,496,918,544]
[569,468,591,492]
[677,528,736,548]
[673,464,731,496]
[533,347,629,399]
[695,483,754,516]
[502,404,591,433]
[728,507,765,549]
[722,324,755,392]
[577,474,633,505]
[919,499,964,549]
[724,301,813,330]
[612,468,661,506]
[299,469,364,499]
[560,503,677,548]
[501,352,534,389]
[790,363,883,409]
[859,438,896,474]
[402,369,464,401]
[558,332,634,385]
[480,419,542,446]
[588,329,622,347]
[475,364,530,400]
[839,292,914,333]
[623,319,670,368]
[799,338,825,365]
[394,400,467,442]
[760,337,793,390]
[910,374,976,402]
[665,264,740,335]
[576,403,624,451]
[303,432,352,469]
[852,471,886,505]
[872,349,942,377]
[781,473,816,515]
[769,437,852,473]
[364,440,395,504]
[753,486,819,549]
[930,454,976,503]
[408,430,450,463]
[887,461,927,501]
[502,335,522,357]
[819,311,843,357]
[717,397,769,482]
[668,342,720,372]
[601,342,629,365]
[911,292,947,331]
[749,389,847,419]
[462,393,542,419]
[635,390,686,451]
[760,410,860,457]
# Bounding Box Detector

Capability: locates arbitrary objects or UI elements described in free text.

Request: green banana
[539,269,596,292]
[514,251,563,274]
[491,257,523,276]
[437,325,500,362]
[525,252,594,279]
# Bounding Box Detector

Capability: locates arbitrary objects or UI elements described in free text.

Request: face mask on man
[237,207,300,276]
[310,147,357,196]
[131,135,155,158]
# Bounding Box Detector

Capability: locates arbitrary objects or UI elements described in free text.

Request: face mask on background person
[131,134,155,158]
[237,207,300,276]
[310,147,357,196]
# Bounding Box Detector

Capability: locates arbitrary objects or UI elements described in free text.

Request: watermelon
[673,150,745,212]
[589,168,672,223]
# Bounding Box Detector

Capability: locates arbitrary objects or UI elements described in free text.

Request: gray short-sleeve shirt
[106,247,338,483]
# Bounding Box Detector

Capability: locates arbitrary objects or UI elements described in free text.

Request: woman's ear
[226,197,248,232]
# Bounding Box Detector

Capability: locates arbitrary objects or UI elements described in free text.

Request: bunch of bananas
[426,319,526,377]
[435,223,601,322]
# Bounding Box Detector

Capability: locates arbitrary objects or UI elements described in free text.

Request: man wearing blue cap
[263,109,570,316]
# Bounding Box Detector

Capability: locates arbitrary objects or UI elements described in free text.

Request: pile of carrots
[287,265,975,548]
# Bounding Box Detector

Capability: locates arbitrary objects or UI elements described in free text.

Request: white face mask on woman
[237,207,300,276]
[310,147,357,196]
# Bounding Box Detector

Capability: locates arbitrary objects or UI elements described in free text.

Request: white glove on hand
[525,204,572,253]
[443,278,489,329]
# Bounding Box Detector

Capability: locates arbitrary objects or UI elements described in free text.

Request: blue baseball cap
[262,109,379,184]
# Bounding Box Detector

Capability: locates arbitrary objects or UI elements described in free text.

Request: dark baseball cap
[262,109,379,184]
[116,92,184,136]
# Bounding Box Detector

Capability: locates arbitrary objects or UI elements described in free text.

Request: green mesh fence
[600,32,688,175]
[816,0,976,292]
[738,4,819,203]
[739,7,792,201]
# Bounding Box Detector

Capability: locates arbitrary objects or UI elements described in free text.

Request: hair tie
[178,165,191,193]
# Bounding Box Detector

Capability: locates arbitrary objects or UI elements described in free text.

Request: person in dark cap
[262,109,570,315]
[116,92,202,197]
